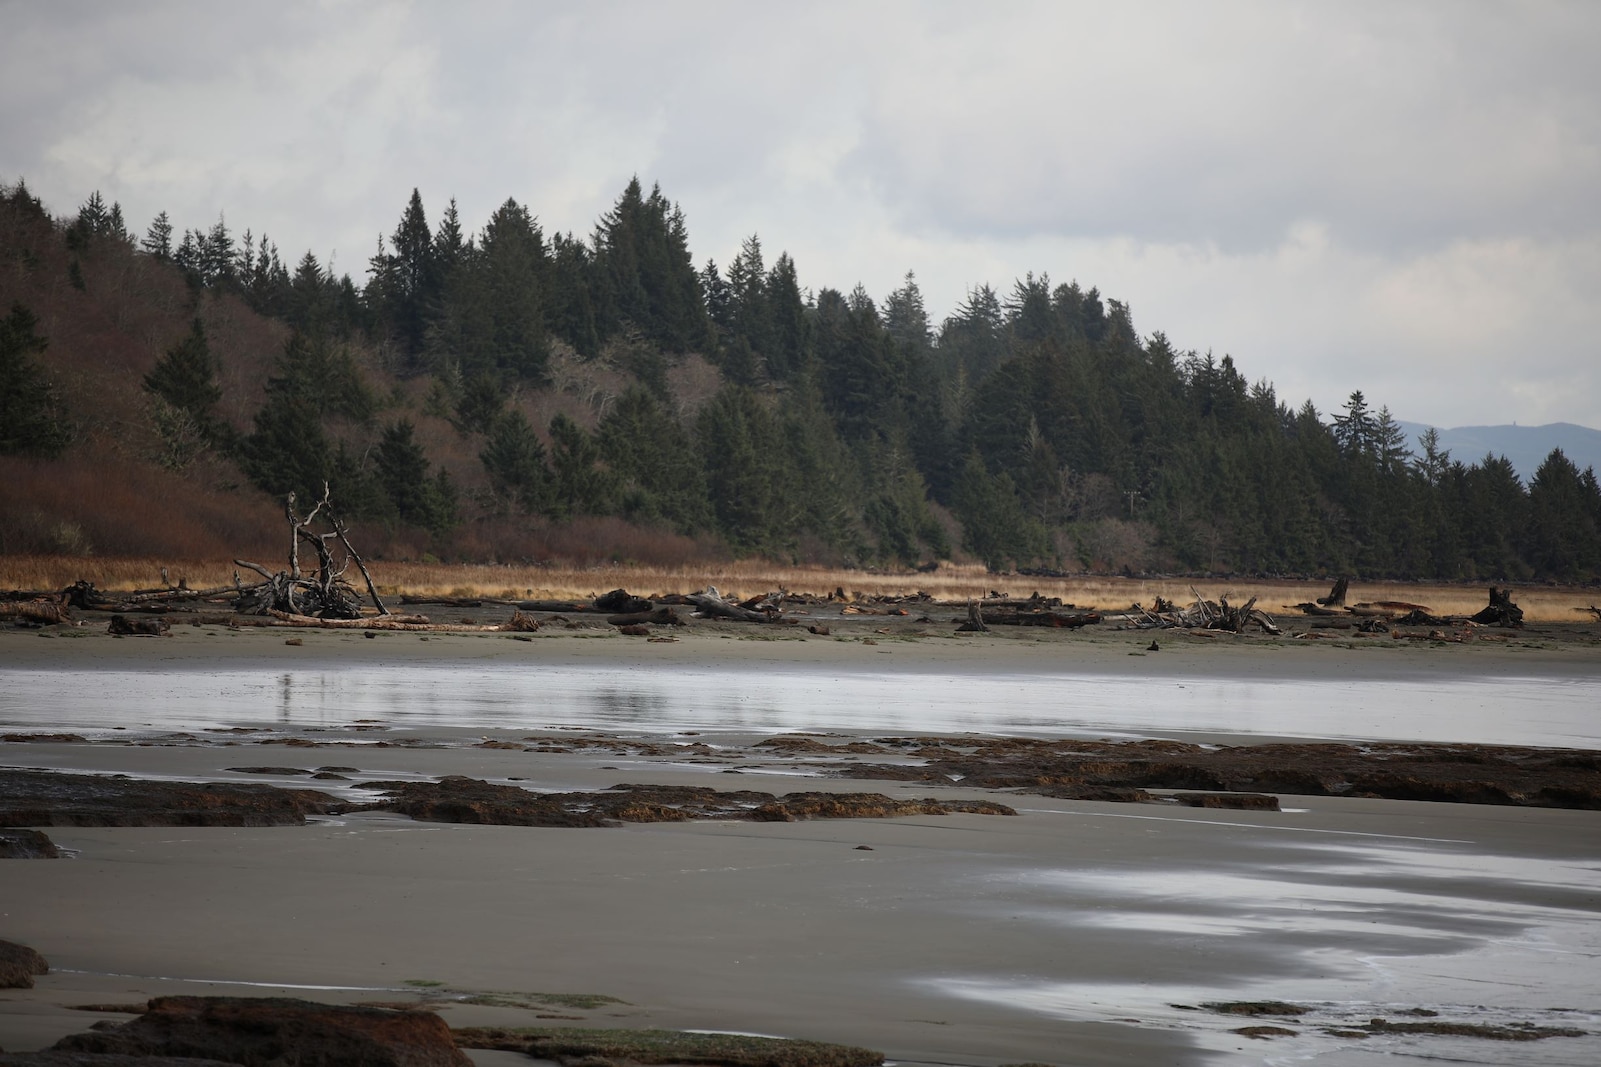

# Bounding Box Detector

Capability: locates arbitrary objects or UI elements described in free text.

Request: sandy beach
[3,621,1600,1066]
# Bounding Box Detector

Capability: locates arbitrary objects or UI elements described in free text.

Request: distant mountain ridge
[1396,421,1601,482]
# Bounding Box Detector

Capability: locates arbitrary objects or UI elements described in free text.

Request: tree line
[4,176,1599,580]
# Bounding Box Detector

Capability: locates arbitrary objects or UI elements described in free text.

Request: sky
[3,0,1598,430]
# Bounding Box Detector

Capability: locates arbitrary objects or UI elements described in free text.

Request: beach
[2,620,1600,1066]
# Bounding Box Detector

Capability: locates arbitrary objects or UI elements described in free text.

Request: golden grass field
[3,554,1597,623]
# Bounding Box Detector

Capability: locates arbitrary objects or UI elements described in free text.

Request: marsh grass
[4,554,1594,622]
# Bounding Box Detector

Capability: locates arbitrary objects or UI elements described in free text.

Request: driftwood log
[687,587,787,623]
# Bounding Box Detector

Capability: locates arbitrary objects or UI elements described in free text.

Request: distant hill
[1396,421,1601,483]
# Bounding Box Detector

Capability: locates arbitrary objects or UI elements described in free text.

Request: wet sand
[2,624,1600,1065]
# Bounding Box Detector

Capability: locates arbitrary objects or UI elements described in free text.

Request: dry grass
[3,554,1596,623]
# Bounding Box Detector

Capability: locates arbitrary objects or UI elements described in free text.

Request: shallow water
[923,815,1601,1065]
[2,662,1598,747]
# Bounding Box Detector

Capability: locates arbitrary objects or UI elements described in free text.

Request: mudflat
[1,621,1599,1066]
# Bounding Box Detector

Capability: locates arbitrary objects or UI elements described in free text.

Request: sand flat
[2,625,1600,1065]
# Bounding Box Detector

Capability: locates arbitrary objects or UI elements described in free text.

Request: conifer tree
[143,318,224,441]
[0,304,70,457]
[479,409,551,514]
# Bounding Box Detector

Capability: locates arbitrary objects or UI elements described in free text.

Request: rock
[0,771,347,828]
[373,778,1015,827]
[0,940,49,989]
[0,829,61,858]
[834,737,1601,811]
[53,996,471,1066]
[106,616,170,637]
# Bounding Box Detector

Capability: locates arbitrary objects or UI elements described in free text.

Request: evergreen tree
[597,387,711,532]
[547,413,617,518]
[375,419,456,531]
[1525,448,1601,579]
[951,450,1047,570]
[479,409,551,515]
[141,211,173,260]
[0,304,70,457]
[143,318,224,441]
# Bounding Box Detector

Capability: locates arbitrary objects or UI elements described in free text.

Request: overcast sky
[4,0,1598,429]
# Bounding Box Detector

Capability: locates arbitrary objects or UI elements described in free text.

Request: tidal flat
[1,623,1598,1066]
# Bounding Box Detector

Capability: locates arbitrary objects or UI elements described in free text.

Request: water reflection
[2,663,1598,747]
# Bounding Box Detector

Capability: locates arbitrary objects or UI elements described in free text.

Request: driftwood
[1318,577,1349,608]
[515,599,596,612]
[504,610,542,632]
[1470,587,1524,628]
[595,589,654,614]
[234,487,386,619]
[606,606,682,627]
[0,599,71,625]
[1127,589,1279,635]
[956,600,989,632]
[1577,606,1601,623]
[266,610,431,629]
[688,586,786,623]
[976,608,1101,628]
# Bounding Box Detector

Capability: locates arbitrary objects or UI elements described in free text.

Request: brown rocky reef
[0,829,61,858]
[370,777,1015,826]
[0,770,347,827]
[0,940,49,989]
[49,996,469,1067]
[454,1025,883,1067]
[833,737,1601,809]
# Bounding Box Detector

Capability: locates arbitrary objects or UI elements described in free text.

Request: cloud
[2,0,1598,428]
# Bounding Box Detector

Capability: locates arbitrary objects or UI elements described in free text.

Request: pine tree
[0,304,70,457]
[479,409,551,514]
[143,318,223,441]
[547,413,616,518]
[375,419,456,530]
[597,387,711,532]
[141,210,173,259]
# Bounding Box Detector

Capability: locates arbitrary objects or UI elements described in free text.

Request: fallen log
[265,610,434,629]
[687,587,785,623]
[0,600,71,625]
[515,599,596,612]
[606,606,682,627]
[976,609,1101,628]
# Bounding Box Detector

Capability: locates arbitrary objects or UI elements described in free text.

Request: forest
[2,176,1599,581]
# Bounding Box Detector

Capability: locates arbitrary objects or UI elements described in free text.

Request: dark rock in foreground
[0,770,346,827]
[374,777,1015,827]
[53,996,470,1066]
[0,940,49,989]
[0,829,60,858]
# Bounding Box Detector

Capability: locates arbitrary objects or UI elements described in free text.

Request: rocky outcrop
[0,771,347,828]
[371,778,1015,826]
[835,737,1601,810]
[0,829,60,858]
[52,996,470,1067]
[0,940,48,989]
